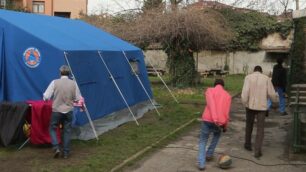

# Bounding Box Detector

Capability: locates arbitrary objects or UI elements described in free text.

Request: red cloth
[202,85,232,128]
[26,100,61,145]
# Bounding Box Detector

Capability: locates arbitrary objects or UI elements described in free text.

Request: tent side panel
[0,20,65,102]
[65,51,125,125]
[122,50,153,99]
[0,28,4,100]
[101,51,153,103]
[66,51,152,126]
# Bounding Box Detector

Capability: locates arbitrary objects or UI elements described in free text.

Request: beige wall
[18,0,87,18]
[143,50,167,69]
[53,0,87,18]
[144,50,279,75]
[197,50,275,75]
[144,32,293,75]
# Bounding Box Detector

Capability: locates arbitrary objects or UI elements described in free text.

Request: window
[0,0,6,8]
[265,52,289,63]
[129,59,140,75]
[54,12,71,18]
[32,1,44,14]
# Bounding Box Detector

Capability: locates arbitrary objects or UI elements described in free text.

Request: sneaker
[281,112,288,116]
[53,149,61,159]
[254,152,262,159]
[198,167,205,171]
[63,154,69,159]
[244,145,252,151]
[265,111,269,117]
[206,156,213,161]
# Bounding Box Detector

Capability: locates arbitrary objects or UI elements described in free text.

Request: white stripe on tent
[122,51,161,116]
[97,51,139,126]
[64,52,99,141]
[146,58,179,104]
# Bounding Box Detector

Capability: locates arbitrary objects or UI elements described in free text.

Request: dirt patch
[0,143,95,172]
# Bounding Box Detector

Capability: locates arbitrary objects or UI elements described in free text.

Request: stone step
[290,102,306,106]
[290,96,306,100]
[290,91,306,94]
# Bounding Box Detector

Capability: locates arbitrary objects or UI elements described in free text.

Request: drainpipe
[86,0,88,15]
[51,0,53,16]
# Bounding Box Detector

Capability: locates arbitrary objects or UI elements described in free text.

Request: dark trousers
[49,111,73,155]
[245,108,266,155]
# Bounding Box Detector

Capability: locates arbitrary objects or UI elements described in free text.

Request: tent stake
[64,52,99,141]
[146,58,179,103]
[122,51,161,116]
[97,51,139,126]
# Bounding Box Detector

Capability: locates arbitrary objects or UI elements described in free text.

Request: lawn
[0,75,244,172]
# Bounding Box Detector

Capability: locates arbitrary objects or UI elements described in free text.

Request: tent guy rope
[146,58,179,103]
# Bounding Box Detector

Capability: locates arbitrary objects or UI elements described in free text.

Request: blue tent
[0,10,153,139]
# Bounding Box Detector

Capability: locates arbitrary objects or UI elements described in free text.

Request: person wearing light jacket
[198,79,231,171]
[241,66,278,159]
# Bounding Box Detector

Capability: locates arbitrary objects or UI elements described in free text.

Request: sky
[88,0,142,14]
[88,0,306,15]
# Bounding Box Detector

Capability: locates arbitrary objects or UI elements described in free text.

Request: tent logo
[23,47,41,68]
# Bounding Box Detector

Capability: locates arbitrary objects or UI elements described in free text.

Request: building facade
[7,0,87,18]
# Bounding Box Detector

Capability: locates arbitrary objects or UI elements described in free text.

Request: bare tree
[142,0,164,11]
[295,0,299,10]
[279,0,290,15]
[123,8,232,86]
[169,0,183,10]
[83,5,232,86]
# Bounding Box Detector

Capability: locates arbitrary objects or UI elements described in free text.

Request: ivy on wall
[289,18,306,84]
[219,9,293,51]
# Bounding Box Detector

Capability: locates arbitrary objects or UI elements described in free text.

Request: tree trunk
[165,44,196,87]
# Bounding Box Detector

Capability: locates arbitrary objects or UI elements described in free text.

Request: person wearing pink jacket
[198,79,232,171]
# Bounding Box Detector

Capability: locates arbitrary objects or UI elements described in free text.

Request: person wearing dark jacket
[271,58,287,116]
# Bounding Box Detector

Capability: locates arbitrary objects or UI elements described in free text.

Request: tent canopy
[0,10,152,126]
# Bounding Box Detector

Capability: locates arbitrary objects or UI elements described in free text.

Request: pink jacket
[202,85,232,128]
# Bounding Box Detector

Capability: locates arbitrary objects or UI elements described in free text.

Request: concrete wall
[144,32,293,75]
[144,50,168,69]
[144,50,279,75]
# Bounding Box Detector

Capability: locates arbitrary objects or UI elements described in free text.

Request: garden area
[0,75,244,172]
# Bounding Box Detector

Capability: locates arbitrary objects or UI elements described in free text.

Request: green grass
[0,75,244,172]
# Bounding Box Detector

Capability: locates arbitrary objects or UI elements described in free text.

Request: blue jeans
[49,111,73,155]
[276,87,286,113]
[198,121,221,168]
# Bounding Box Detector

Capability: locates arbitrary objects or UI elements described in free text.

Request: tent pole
[64,52,99,141]
[146,59,179,104]
[122,51,161,116]
[18,138,30,151]
[97,51,139,126]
